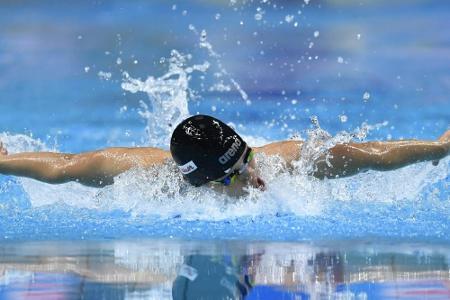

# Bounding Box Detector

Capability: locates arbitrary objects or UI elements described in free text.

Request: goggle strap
[243,148,253,164]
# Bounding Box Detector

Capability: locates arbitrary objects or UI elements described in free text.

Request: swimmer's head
[170,115,247,186]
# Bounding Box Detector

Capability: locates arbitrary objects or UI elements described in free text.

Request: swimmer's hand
[248,172,266,191]
[432,129,450,166]
[251,175,266,191]
[0,142,8,156]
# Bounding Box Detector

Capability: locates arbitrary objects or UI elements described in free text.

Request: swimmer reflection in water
[0,115,448,196]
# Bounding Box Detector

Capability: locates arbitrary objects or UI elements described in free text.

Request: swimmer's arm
[313,130,449,179]
[254,140,303,166]
[255,131,449,179]
[0,147,170,187]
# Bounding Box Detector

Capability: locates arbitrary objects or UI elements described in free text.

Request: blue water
[0,0,449,245]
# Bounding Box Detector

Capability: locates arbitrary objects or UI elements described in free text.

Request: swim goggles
[214,147,254,186]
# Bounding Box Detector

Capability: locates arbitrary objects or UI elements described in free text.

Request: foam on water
[0,114,448,225]
[0,129,448,240]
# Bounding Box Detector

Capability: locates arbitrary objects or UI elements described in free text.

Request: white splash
[121,50,209,148]
[0,124,448,221]
[90,120,449,220]
[189,26,250,104]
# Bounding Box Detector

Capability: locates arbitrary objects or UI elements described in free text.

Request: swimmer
[0,115,448,194]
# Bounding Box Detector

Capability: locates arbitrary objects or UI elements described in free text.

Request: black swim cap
[170,115,247,186]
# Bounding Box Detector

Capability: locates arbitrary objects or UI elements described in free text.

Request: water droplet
[254,13,263,21]
[363,92,370,101]
[339,115,348,123]
[172,4,176,10]
[97,71,112,81]
[357,33,361,40]
[285,15,294,23]
[200,30,207,42]
[314,31,320,38]
[310,115,319,127]
[308,42,314,49]
[215,13,221,20]
[182,10,187,16]
[337,56,344,64]
[77,35,83,40]
[116,57,122,65]
[304,0,310,4]
[84,66,90,73]
[133,60,138,64]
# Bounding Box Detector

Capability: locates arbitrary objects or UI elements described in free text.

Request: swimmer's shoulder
[253,140,303,165]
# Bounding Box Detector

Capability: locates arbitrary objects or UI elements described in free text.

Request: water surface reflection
[0,240,449,299]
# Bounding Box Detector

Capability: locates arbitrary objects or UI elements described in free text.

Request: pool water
[0,0,449,298]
